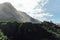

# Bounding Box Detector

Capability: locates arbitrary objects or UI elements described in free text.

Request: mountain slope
[18,11,41,23]
[0,2,19,22]
[0,2,41,23]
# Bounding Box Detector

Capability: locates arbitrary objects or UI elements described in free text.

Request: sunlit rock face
[0,2,21,22]
[0,2,41,23]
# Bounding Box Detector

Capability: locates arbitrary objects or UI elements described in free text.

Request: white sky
[0,0,39,12]
[0,0,53,21]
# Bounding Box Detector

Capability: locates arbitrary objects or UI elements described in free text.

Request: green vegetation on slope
[0,29,8,40]
[41,21,60,39]
[0,21,60,40]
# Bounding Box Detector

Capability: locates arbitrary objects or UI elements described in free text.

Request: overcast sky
[0,0,60,23]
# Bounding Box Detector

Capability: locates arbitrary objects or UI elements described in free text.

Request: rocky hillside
[0,2,60,40]
[0,22,56,40]
[0,2,40,23]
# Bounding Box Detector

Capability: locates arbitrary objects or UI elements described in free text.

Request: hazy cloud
[28,0,53,21]
[0,0,53,21]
